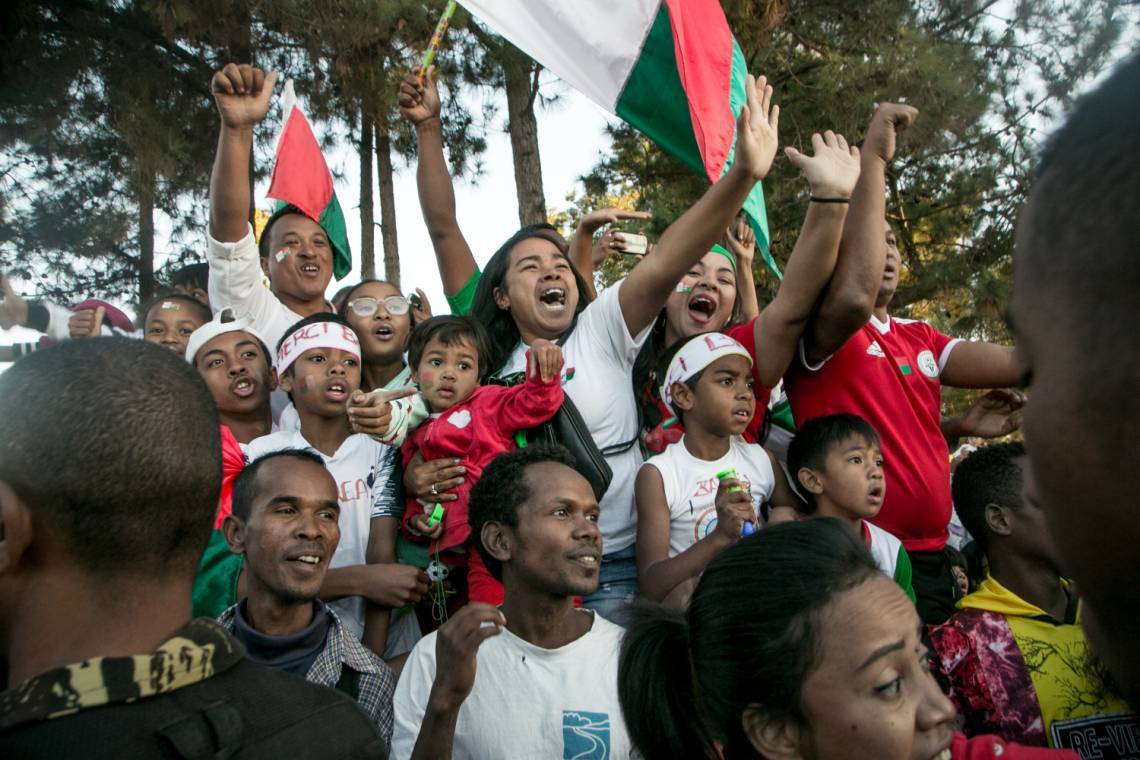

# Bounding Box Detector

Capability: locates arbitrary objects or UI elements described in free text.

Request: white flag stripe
[457,0,661,111]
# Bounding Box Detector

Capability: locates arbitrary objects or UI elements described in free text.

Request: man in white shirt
[391,445,633,760]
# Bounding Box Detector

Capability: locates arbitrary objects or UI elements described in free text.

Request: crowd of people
[0,49,1138,760]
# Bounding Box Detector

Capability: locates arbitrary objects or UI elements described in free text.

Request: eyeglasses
[347,295,410,317]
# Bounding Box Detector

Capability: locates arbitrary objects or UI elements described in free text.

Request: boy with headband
[246,314,428,661]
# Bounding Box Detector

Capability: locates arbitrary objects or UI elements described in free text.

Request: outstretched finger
[810,132,825,155]
[822,130,837,149]
[836,133,850,153]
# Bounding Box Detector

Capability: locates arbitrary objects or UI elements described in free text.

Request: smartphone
[614,231,648,255]
[408,293,423,311]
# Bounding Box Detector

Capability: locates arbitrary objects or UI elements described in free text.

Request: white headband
[185,308,265,364]
[661,332,753,407]
[275,320,361,374]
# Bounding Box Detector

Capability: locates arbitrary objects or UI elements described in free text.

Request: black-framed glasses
[347,295,410,317]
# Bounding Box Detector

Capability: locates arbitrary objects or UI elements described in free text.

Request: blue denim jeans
[582,544,639,623]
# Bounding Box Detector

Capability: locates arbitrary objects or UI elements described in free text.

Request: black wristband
[809,197,850,204]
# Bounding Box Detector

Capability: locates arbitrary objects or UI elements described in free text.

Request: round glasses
[347,295,410,317]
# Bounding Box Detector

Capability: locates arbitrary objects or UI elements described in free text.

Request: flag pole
[418,0,459,81]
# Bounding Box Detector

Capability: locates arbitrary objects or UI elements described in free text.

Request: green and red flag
[455,0,778,277]
[267,81,352,280]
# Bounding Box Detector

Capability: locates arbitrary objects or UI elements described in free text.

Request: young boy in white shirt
[786,413,915,601]
[635,332,796,606]
[246,313,427,660]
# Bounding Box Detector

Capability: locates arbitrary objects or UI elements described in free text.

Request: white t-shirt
[245,430,401,637]
[496,279,651,554]
[642,436,777,557]
[207,225,305,350]
[391,611,633,760]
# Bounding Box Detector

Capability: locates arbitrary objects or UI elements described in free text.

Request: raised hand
[360,563,430,608]
[578,208,652,236]
[0,274,28,330]
[398,67,442,127]
[68,306,106,339]
[527,339,563,383]
[732,74,780,182]
[785,131,862,199]
[212,63,278,131]
[724,214,756,267]
[410,287,433,324]
[955,388,1027,439]
[862,103,919,165]
[429,604,506,709]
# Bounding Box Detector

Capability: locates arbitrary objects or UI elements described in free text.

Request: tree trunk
[503,57,546,227]
[376,116,400,289]
[137,171,155,302]
[359,110,376,280]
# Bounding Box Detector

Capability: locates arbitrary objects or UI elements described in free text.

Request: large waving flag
[456,0,778,277]
[267,81,353,280]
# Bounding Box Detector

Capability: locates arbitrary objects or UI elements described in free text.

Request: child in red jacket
[398,316,564,607]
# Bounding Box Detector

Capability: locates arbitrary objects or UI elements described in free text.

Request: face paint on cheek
[675,284,693,294]
[298,375,316,395]
[275,249,291,263]
[418,371,435,390]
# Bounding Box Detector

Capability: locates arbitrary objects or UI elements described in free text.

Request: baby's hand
[528,340,564,383]
[409,509,445,540]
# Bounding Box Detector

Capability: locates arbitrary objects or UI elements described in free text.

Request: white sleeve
[42,300,75,343]
[207,224,292,343]
[576,278,652,369]
[390,637,439,760]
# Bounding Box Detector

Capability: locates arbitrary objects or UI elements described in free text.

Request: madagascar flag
[456,0,777,277]
[267,81,352,280]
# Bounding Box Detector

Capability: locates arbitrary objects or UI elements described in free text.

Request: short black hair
[276,311,354,376]
[407,315,492,381]
[0,338,221,577]
[231,449,328,522]
[141,292,212,326]
[171,262,209,291]
[951,442,1026,555]
[257,206,309,261]
[468,444,577,581]
[786,414,881,513]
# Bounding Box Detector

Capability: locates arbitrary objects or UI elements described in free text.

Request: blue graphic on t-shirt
[562,710,611,760]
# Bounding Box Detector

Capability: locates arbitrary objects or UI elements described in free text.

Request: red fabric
[662,0,736,181]
[784,319,956,552]
[400,357,564,552]
[465,544,504,606]
[266,106,334,221]
[951,732,1079,759]
[215,424,246,529]
[641,318,771,455]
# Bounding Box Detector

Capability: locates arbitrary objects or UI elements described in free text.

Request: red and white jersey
[784,315,961,552]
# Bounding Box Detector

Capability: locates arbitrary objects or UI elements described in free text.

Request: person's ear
[985,503,1012,538]
[267,366,279,392]
[260,253,271,279]
[481,521,512,566]
[672,381,695,414]
[278,368,294,394]
[493,285,511,312]
[0,480,33,576]
[797,467,825,496]
[221,514,247,555]
[743,709,804,760]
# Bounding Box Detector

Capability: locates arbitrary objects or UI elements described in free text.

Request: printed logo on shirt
[447,409,472,429]
[1050,712,1140,756]
[866,340,886,358]
[917,350,939,379]
[894,355,913,375]
[562,710,611,760]
[563,367,576,385]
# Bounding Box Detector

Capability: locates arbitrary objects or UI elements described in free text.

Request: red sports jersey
[784,315,960,552]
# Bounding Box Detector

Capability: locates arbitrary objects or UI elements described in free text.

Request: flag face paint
[161,301,180,311]
[275,249,291,263]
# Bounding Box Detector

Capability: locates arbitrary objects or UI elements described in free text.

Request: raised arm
[940,341,1019,388]
[209,63,277,243]
[803,104,919,364]
[618,74,780,336]
[724,215,760,322]
[398,69,478,297]
[569,208,652,299]
[748,132,862,387]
